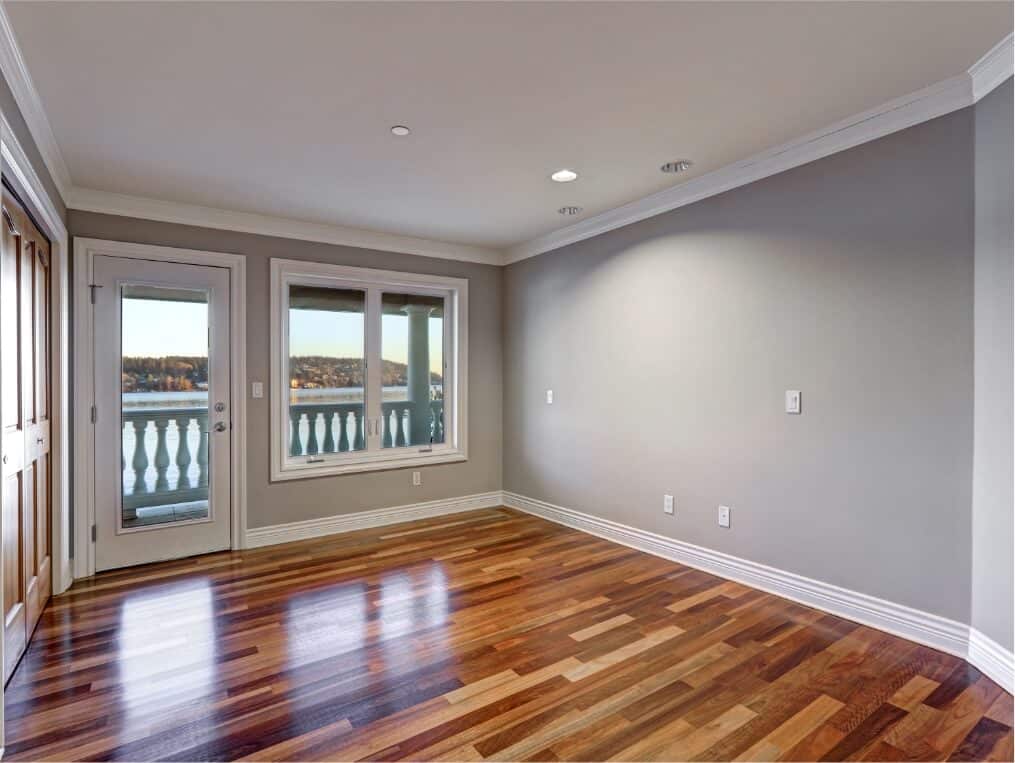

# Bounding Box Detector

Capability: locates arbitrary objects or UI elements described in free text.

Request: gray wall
[0,72,67,222]
[68,211,503,529]
[504,108,977,623]
[971,78,1013,650]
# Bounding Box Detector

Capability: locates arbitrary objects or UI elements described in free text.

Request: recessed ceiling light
[558,206,583,216]
[661,159,693,173]
[391,125,411,136]
[550,169,578,183]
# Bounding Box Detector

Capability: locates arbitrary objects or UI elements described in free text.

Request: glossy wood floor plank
[3,507,1011,761]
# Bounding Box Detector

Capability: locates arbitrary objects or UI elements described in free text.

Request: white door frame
[73,238,247,578]
[1,109,73,754]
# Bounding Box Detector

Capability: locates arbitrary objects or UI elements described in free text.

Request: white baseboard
[243,491,503,548]
[502,491,1013,692]
[968,628,1015,694]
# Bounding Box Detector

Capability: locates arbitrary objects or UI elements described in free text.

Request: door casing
[73,238,247,578]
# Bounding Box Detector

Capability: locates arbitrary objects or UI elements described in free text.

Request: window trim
[269,258,468,481]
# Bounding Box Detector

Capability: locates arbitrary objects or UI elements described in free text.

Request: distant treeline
[122,356,208,392]
[290,356,442,389]
[123,355,443,393]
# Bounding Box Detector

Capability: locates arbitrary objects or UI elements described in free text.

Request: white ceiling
[6,1,1012,251]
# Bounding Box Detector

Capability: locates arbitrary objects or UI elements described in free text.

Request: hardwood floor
[4,507,1012,761]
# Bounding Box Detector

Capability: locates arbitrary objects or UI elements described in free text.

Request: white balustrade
[121,407,209,518]
[288,400,444,456]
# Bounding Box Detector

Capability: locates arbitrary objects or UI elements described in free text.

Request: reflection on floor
[122,499,209,529]
[4,508,1012,761]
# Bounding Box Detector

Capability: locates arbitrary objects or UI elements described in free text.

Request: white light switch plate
[785,390,801,414]
[718,505,731,528]
[546,389,554,405]
[251,381,264,399]
[664,495,674,515]
[412,470,421,486]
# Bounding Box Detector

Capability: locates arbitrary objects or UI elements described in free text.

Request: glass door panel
[120,284,210,530]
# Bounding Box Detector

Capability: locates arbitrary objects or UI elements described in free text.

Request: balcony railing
[288,400,444,456]
[120,400,446,514]
[121,407,208,516]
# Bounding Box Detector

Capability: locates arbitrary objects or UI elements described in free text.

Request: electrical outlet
[412,470,421,486]
[718,505,731,528]
[663,495,674,515]
[546,389,554,405]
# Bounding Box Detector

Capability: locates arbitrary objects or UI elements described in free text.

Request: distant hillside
[122,356,208,392]
[289,356,442,389]
[122,355,443,393]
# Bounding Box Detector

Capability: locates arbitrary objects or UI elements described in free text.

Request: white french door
[92,255,231,571]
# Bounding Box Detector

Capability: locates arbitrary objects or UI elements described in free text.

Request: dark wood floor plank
[3,507,1009,762]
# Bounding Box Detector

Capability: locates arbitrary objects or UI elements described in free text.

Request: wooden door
[1,185,52,683]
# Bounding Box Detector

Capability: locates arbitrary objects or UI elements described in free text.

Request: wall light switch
[251,381,264,399]
[412,470,421,486]
[546,389,554,405]
[664,495,674,515]
[718,505,731,528]
[785,390,801,414]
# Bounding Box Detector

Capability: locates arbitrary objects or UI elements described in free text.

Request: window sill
[271,449,467,482]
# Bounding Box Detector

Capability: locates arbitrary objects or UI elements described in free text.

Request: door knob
[213,422,227,432]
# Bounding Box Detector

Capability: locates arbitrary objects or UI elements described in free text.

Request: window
[270,259,467,479]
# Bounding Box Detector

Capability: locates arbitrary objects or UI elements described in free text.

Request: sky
[122,298,208,357]
[289,309,444,374]
[121,299,444,375]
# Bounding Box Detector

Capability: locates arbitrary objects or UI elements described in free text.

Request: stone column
[403,304,434,445]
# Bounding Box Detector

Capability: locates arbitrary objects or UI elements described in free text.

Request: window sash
[270,259,467,481]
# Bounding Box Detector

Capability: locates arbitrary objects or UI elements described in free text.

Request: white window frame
[270,258,468,480]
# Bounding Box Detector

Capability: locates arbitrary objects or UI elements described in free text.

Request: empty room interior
[0,1,1013,761]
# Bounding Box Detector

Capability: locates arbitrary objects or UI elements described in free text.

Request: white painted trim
[503,492,973,657]
[68,187,502,266]
[967,628,1015,694]
[269,257,468,482]
[0,2,73,201]
[72,238,248,576]
[970,33,1015,102]
[244,491,502,548]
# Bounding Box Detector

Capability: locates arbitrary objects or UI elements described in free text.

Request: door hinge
[88,283,103,304]
[91,524,96,543]
[90,405,97,423]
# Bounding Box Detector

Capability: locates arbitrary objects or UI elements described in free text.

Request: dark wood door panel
[1,185,52,684]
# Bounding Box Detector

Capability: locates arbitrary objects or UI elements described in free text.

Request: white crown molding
[67,187,503,265]
[970,32,1015,102]
[243,491,503,548]
[505,34,1014,264]
[0,1,72,202]
[968,628,1015,695]
[504,491,983,662]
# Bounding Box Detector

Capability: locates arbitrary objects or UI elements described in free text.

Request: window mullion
[364,287,383,451]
